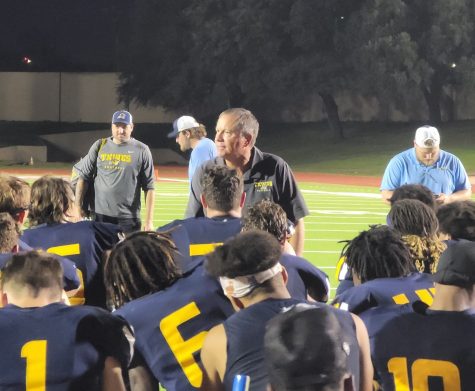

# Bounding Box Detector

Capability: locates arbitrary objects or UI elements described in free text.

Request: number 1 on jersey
[21,340,47,391]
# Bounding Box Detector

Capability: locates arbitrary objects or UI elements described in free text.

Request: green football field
[148,178,389,295]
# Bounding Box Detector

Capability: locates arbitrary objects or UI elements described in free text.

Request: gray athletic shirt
[77,137,155,218]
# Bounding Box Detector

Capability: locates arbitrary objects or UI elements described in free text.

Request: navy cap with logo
[112,110,133,125]
[433,240,475,287]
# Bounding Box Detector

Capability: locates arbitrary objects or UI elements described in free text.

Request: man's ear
[281,266,288,285]
[11,244,19,253]
[242,133,253,147]
[239,192,246,208]
[200,194,208,209]
[130,123,134,132]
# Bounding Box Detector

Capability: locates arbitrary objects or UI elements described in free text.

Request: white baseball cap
[167,116,200,138]
[415,125,440,148]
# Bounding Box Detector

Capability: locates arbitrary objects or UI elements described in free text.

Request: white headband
[219,263,283,298]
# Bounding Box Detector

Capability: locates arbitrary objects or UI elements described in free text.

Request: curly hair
[0,175,30,217]
[389,184,436,209]
[389,199,446,273]
[103,231,182,309]
[342,225,415,283]
[0,212,20,252]
[402,235,446,273]
[200,165,243,212]
[29,175,74,226]
[242,200,288,243]
[437,200,475,241]
[206,230,281,279]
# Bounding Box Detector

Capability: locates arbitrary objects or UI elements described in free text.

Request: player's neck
[430,285,472,311]
[205,208,241,219]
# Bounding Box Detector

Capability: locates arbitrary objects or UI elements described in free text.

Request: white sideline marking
[302,189,380,199]
[309,209,387,216]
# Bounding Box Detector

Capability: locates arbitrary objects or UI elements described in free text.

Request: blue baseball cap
[112,110,133,125]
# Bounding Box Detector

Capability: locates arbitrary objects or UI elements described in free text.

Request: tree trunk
[226,82,245,107]
[319,92,344,140]
[422,77,443,124]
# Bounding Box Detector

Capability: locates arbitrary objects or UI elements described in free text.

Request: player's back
[333,272,434,314]
[0,302,131,391]
[158,216,241,268]
[114,260,234,391]
[373,305,475,391]
[21,221,122,307]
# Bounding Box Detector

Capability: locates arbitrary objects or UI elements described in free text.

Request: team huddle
[0,108,474,391]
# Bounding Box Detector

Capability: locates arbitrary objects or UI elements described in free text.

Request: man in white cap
[168,115,217,182]
[381,125,471,204]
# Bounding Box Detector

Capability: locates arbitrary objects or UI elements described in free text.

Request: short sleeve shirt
[77,137,155,218]
[189,138,217,181]
[185,147,309,223]
[381,148,471,195]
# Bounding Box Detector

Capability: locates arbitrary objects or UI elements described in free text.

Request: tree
[118,0,363,138]
[348,0,475,123]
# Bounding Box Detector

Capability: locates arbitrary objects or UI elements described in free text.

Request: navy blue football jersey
[21,221,122,307]
[0,302,132,390]
[373,303,475,391]
[333,272,435,314]
[280,253,330,302]
[0,252,80,292]
[114,260,234,391]
[158,216,241,270]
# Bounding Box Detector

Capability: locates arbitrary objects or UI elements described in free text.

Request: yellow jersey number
[46,243,85,306]
[21,340,48,391]
[388,357,461,391]
[160,302,208,388]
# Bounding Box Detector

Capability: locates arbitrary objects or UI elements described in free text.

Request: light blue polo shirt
[381,148,471,195]
[189,137,217,181]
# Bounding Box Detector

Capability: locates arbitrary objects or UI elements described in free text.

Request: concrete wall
[0,146,47,163]
[0,72,474,122]
[0,72,178,123]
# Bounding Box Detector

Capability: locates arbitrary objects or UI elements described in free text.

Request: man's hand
[142,222,154,231]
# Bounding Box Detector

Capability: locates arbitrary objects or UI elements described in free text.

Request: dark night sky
[1,0,129,71]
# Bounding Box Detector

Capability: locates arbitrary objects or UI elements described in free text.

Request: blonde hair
[402,234,446,273]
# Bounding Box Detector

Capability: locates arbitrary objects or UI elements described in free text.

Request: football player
[104,231,234,391]
[21,175,123,307]
[0,251,132,390]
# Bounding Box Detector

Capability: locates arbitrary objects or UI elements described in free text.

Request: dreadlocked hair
[104,231,182,310]
[388,199,439,237]
[402,235,446,273]
[341,225,415,284]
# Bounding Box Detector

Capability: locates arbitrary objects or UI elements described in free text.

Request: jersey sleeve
[77,309,134,370]
[332,285,376,314]
[380,155,404,191]
[275,160,309,222]
[55,255,81,291]
[290,256,330,302]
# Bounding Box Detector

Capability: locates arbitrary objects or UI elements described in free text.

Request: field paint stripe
[302,190,380,199]
[306,229,362,232]
[305,222,380,225]
[310,209,386,216]
[305,238,346,242]
[158,177,189,183]
[304,250,341,254]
